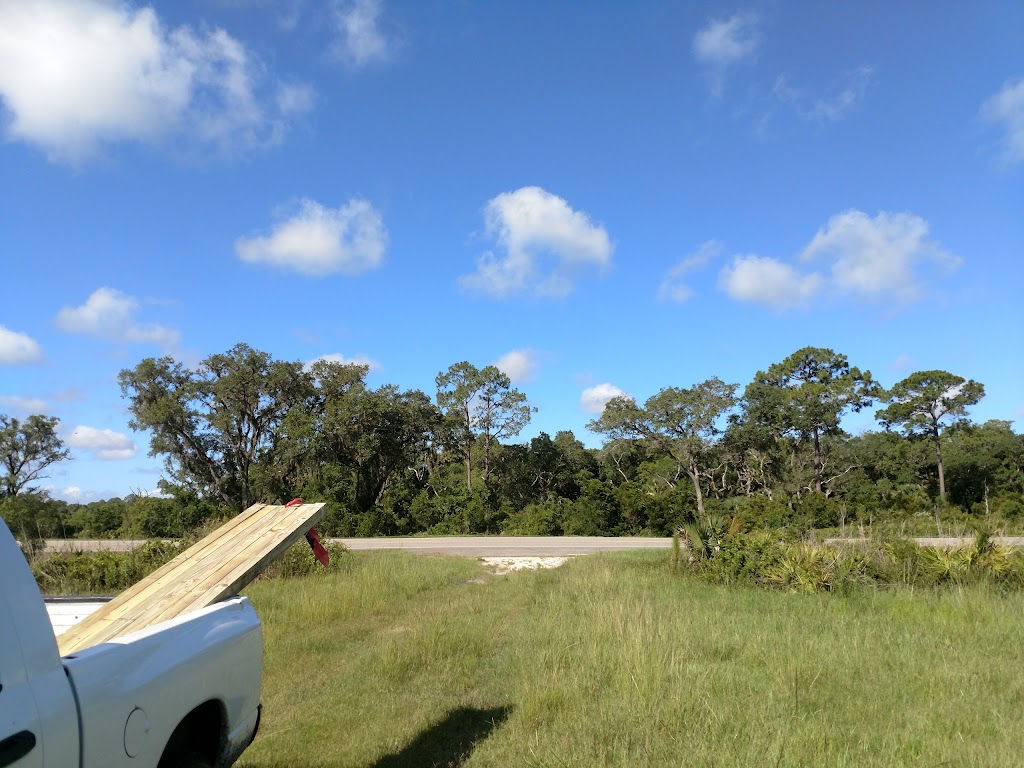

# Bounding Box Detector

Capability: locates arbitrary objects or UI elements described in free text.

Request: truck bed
[45,596,111,634]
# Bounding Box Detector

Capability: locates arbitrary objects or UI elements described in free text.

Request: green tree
[589,378,738,517]
[0,491,68,550]
[119,344,311,511]
[318,381,440,515]
[876,370,985,502]
[1,414,71,497]
[944,420,1024,511]
[435,362,534,490]
[743,347,879,494]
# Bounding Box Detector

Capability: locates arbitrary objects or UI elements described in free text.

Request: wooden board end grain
[57,502,325,656]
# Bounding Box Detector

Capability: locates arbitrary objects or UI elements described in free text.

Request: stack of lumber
[57,502,325,656]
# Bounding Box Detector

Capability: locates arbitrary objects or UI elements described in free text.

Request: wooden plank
[54,503,275,652]
[112,505,317,635]
[57,502,325,656]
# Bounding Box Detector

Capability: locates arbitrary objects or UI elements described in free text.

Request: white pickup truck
[0,518,262,768]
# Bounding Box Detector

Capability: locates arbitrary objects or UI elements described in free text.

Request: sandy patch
[480,556,572,575]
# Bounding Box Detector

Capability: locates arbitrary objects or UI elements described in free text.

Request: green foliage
[588,378,738,516]
[33,540,180,594]
[0,414,70,497]
[0,492,70,550]
[562,480,621,535]
[743,347,880,493]
[877,370,985,501]
[501,500,564,535]
[679,529,1024,594]
[256,540,349,580]
[83,343,1021,539]
[435,361,535,491]
[729,495,791,529]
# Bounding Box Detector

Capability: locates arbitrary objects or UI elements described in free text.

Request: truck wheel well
[158,700,225,768]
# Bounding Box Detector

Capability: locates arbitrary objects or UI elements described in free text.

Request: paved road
[333,536,670,556]
[41,536,671,557]
[41,535,1024,556]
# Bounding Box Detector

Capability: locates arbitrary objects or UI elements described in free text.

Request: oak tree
[0,414,70,497]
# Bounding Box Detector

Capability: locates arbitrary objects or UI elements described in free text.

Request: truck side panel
[64,598,262,768]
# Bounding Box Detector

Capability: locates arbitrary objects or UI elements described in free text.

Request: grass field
[237,550,1024,767]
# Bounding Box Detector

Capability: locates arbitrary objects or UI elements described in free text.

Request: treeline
[2,344,1022,542]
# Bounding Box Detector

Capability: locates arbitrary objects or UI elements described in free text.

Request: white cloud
[236,198,387,276]
[774,66,874,123]
[580,383,630,415]
[0,0,312,165]
[305,352,380,372]
[0,395,50,413]
[889,353,915,372]
[719,255,823,310]
[0,326,44,365]
[52,485,122,503]
[693,12,758,95]
[981,76,1024,166]
[658,240,723,302]
[334,0,391,66]
[718,210,960,311]
[55,288,180,349]
[495,349,539,383]
[800,210,960,302]
[66,425,137,460]
[460,186,613,299]
[52,388,86,403]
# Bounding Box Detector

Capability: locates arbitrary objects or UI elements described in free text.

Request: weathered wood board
[57,502,325,656]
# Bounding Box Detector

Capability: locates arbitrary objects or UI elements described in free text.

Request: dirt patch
[480,556,572,575]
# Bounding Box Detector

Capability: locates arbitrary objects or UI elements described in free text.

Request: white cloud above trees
[236,198,388,276]
[981,76,1024,166]
[495,349,539,383]
[304,352,381,372]
[580,383,629,415]
[0,0,312,165]
[0,326,44,365]
[800,210,960,302]
[0,395,50,413]
[716,210,960,311]
[460,186,613,299]
[719,255,823,310]
[66,425,137,460]
[54,288,180,349]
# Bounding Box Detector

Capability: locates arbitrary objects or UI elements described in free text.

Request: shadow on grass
[369,705,512,768]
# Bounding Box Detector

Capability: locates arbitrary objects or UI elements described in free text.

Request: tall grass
[238,551,1024,767]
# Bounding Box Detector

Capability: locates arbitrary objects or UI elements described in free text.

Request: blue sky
[1,0,1021,503]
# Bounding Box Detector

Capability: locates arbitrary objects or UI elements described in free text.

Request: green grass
[237,551,1024,767]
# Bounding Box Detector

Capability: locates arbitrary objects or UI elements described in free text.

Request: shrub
[502,501,564,535]
[673,527,1024,594]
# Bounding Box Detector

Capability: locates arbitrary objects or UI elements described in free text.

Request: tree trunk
[689,461,706,517]
[933,425,946,503]
[463,404,473,491]
[812,427,823,493]
[482,434,491,487]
